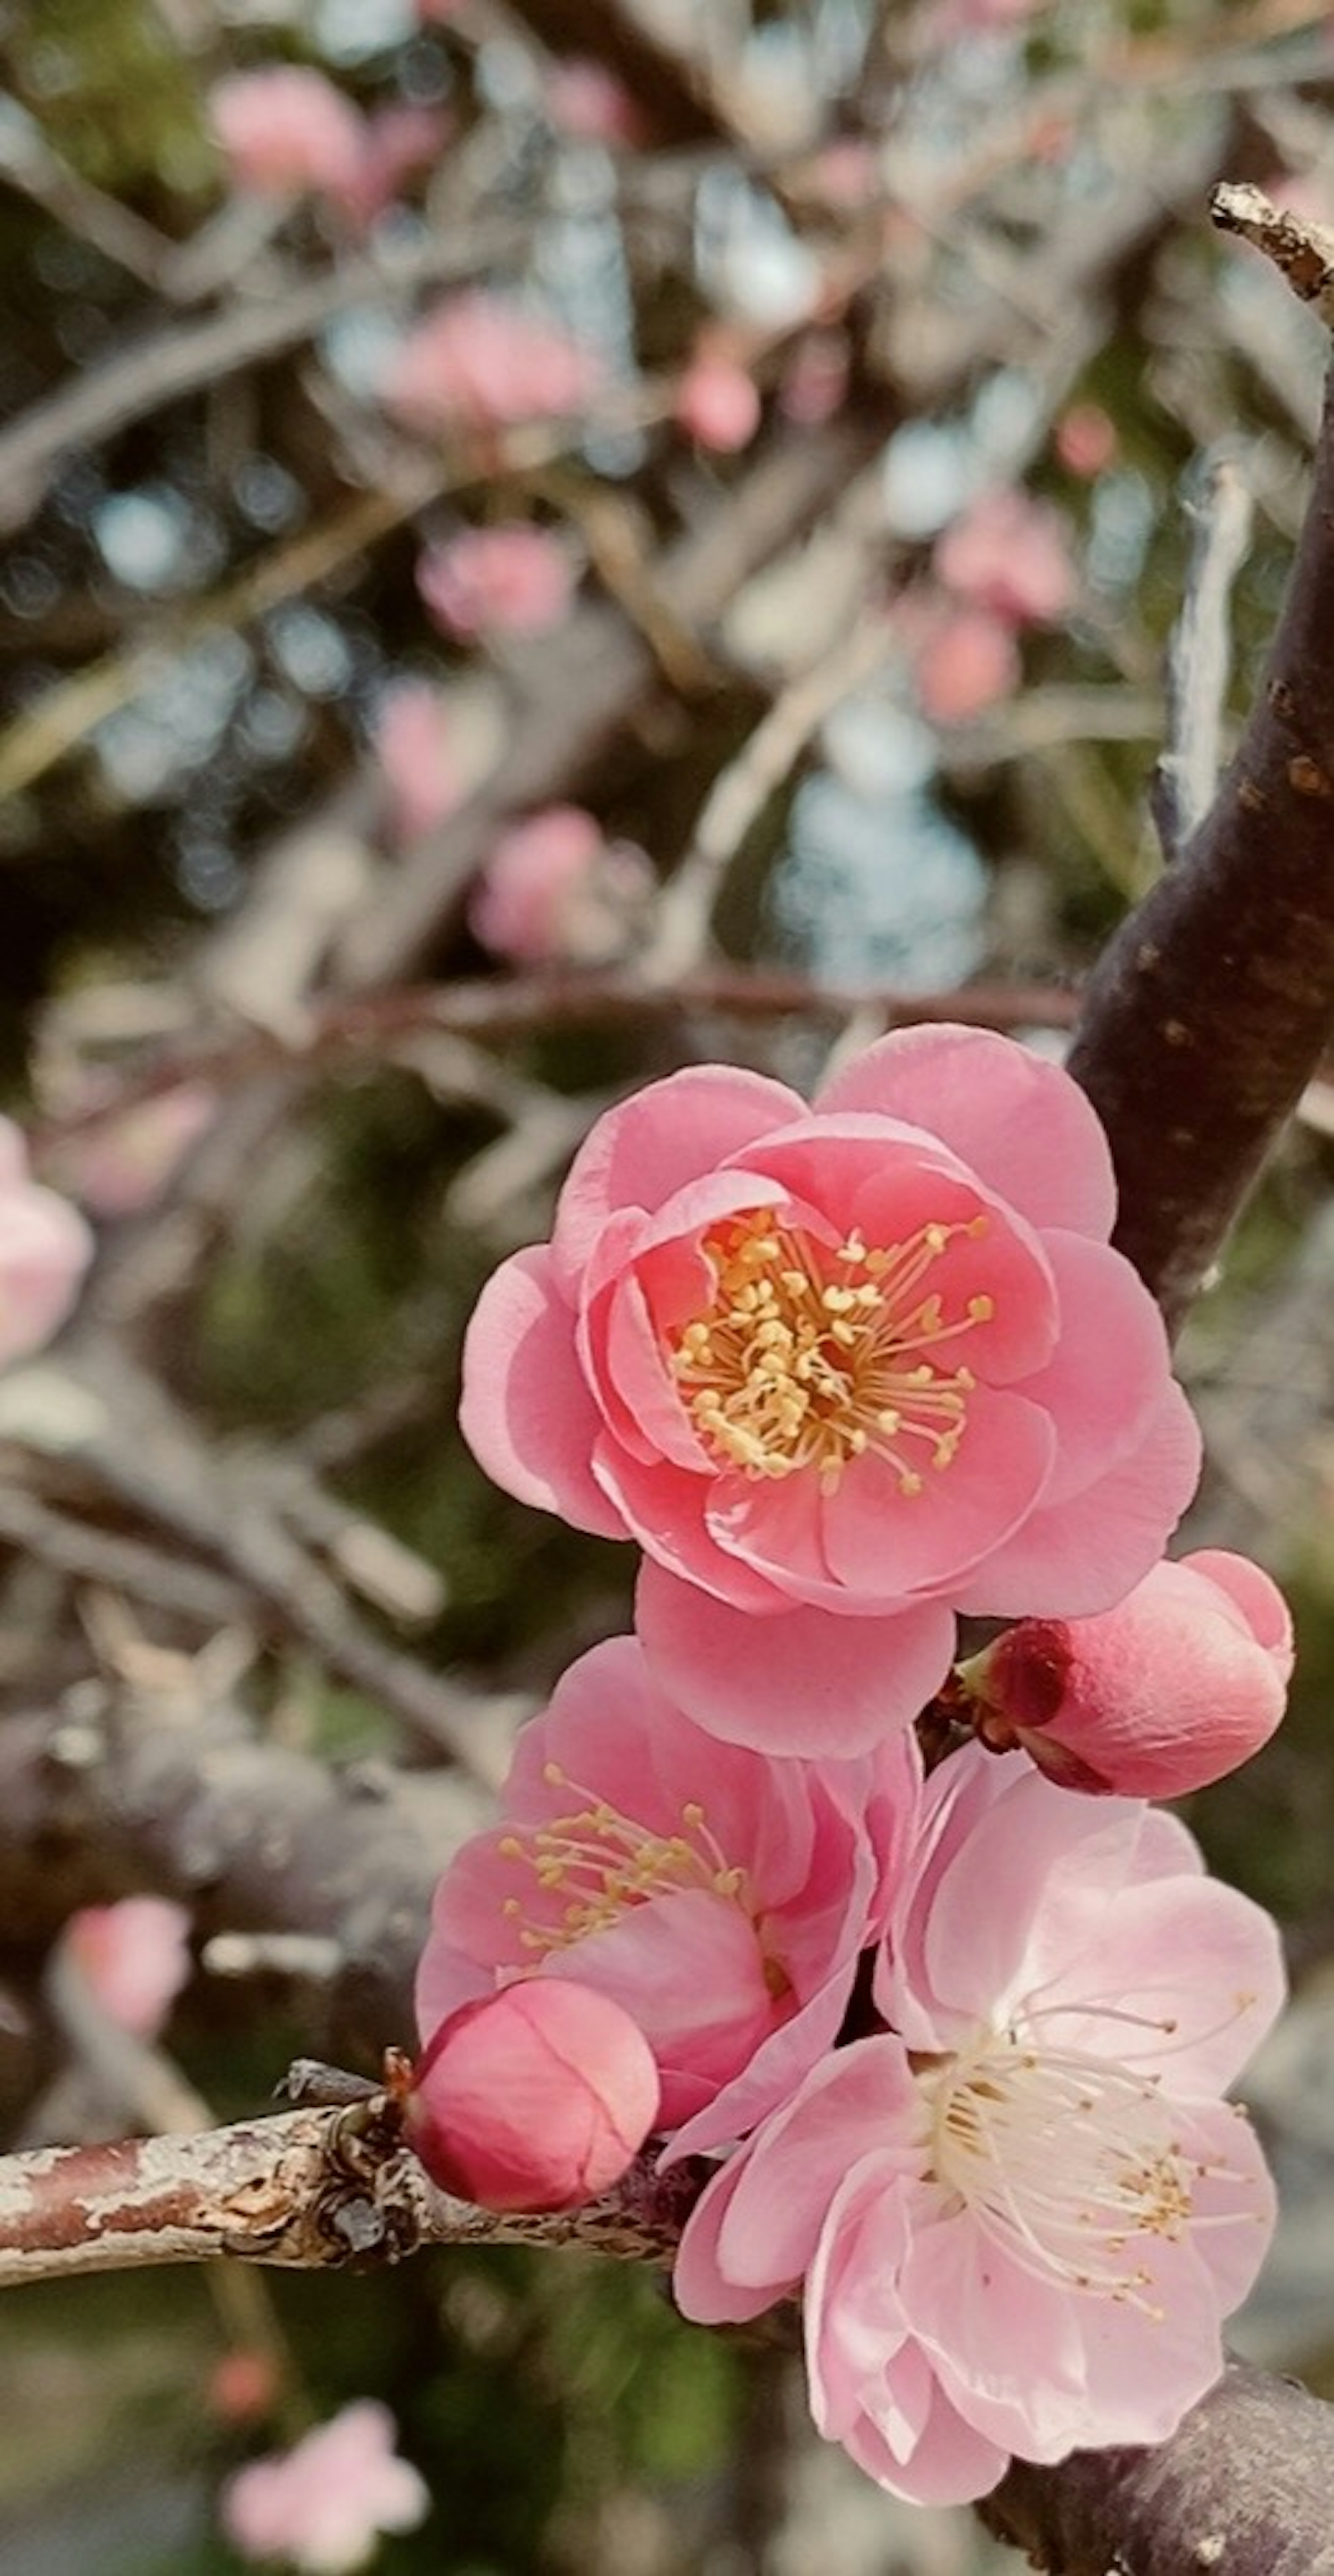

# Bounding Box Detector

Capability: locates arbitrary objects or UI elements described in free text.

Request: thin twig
[1152,452,1254,855]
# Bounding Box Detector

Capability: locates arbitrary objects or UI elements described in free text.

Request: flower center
[668,1213,993,1495]
[497,1764,789,1991]
[916,2025,1209,2314]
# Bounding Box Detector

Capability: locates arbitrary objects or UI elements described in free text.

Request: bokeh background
[4,0,1334,2568]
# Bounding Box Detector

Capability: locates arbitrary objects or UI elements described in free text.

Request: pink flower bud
[675,359,762,454]
[957,1550,1293,1798]
[60,1896,192,2038]
[406,1979,660,2212]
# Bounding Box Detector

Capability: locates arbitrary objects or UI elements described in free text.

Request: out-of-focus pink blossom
[222,2401,429,2573]
[676,1745,1284,2505]
[675,359,762,455]
[53,1083,216,1220]
[934,487,1078,627]
[208,2350,281,2427]
[778,334,850,427]
[0,1122,92,1367]
[957,1548,1293,1796]
[348,102,449,221]
[210,69,367,207]
[374,682,463,845]
[406,1977,659,2211]
[802,139,881,212]
[1054,401,1117,478]
[381,293,602,440]
[417,525,574,641]
[461,1025,1200,1756]
[914,604,1020,724]
[60,1896,191,2040]
[416,1634,919,2154]
[468,805,654,965]
[545,58,644,144]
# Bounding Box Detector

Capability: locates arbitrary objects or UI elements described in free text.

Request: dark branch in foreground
[1070,194,1334,1330]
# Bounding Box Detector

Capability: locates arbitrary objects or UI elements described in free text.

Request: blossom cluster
[412,1022,1291,2509]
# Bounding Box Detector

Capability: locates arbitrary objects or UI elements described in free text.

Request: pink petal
[551,1066,804,1290]
[954,1378,1202,1618]
[814,1389,1056,1598]
[814,1026,1117,1239]
[1002,1230,1176,1504]
[1037,1874,1286,2096]
[459,1247,626,1538]
[596,1446,785,1609]
[1185,1549,1294,1675]
[635,1560,955,1755]
[672,2153,782,2325]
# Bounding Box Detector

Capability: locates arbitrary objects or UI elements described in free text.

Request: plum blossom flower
[468,806,654,965]
[59,1896,191,2039]
[914,604,1020,724]
[956,1548,1293,1797]
[675,1746,1284,2505]
[675,358,763,454]
[460,1025,1201,1755]
[210,69,367,208]
[373,682,463,845]
[381,293,601,440]
[934,487,1078,628]
[0,1122,92,1367]
[222,2400,428,2572]
[417,525,574,641]
[405,1977,660,2210]
[416,1635,920,2155]
[1055,403,1118,479]
[545,59,644,145]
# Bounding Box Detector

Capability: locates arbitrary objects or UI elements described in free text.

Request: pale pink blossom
[914,604,1020,724]
[934,487,1078,627]
[52,1083,216,1219]
[0,1122,93,1366]
[417,525,574,641]
[60,1896,191,2039]
[222,2400,428,2573]
[1054,402,1117,478]
[469,806,654,965]
[778,334,850,427]
[406,1976,659,2210]
[460,1025,1201,1756]
[374,682,463,845]
[675,1745,1284,2505]
[415,1635,919,2153]
[208,2350,281,2426]
[957,1548,1292,1797]
[545,58,644,145]
[210,69,367,207]
[381,293,601,440]
[675,359,762,455]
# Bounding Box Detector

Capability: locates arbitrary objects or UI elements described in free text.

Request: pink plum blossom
[222,2400,428,2572]
[675,359,763,454]
[373,682,463,845]
[778,334,850,427]
[406,1976,659,2210]
[545,59,644,145]
[210,69,367,208]
[381,293,602,440]
[934,487,1078,627]
[1055,402,1118,478]
[675,1745,1284,2505]
[348,103,448,222]
[416,1634,920,2155]
[914,604,1020,724]
[417,524,574,641]
[956,1548,1293,1797]
[469,806,654,965]
[60,1896,191,2039]
[460,1024,1201,1756]
[0,1121,92,1366]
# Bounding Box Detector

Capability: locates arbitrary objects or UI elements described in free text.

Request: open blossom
[675,358,763,454]
[373,682,463,845]
[914,604,1020,724]
[0,1120,92,1367]
[675,1745,1284,2505]
[934,487,1078,628]
[417,525,574,641]
[406,1978,660,2210]
[469,807,654,966]
[460,1024,1201,1756]
[957,1548,1293,1797]
[59,1897,191,2039]
[210,69,367,207]
[416,1635,920,2156]
[381,293,601,439]
[222,2401,428,2573]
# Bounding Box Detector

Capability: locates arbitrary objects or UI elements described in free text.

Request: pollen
[668,1209,993,1494]
[495,1764,766,1960]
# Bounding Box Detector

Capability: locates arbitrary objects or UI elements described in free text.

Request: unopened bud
[405,1978,660,2213]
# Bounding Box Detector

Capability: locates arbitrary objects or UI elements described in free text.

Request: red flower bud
[405,1979,660,2213]
[957,1550,1292,1798]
